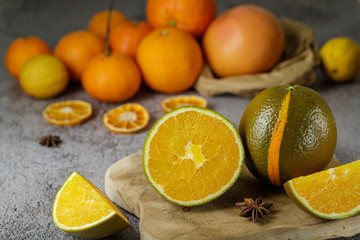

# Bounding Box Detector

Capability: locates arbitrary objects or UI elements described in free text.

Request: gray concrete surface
[0,0,360,239]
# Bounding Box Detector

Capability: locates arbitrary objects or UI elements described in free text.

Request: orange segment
[161,95,208,113]
[284,160,360,219]
[43,100,92,126]
[143,106,244,206]
[103,103,150,133]
[52,172,130,238]
[267,90,291,186]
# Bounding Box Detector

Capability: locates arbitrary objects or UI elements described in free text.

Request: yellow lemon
[319,37,360,82]
[19,54,69,99]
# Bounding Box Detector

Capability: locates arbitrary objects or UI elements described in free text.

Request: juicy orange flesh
[164,96,206,112]
[44,102,90,121]
[105,104,148,129]
[291,160,360,214]
[148,111,240,202]
[55,173,126,228]
[267,90,291,186]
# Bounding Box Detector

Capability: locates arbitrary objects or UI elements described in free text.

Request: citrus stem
[288,86,296,91]
[169,19,177,27]
[105,0,116,56]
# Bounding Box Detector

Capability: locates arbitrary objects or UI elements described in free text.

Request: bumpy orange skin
[146,0,216,38]
[202,5,285,77]
[136,27,203,93]
[110,21,153,58]
[82,52,141,103]
[54,31,105,82]
[239,85,337,186]
[88,10,127,39]
[5,36,52,80]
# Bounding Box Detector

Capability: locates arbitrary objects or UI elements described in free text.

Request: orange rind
[161,95,207,113]
[43,100,92,126]
[103,103,150,133]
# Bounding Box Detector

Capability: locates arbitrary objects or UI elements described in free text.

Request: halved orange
[43,100,92,126]
[143,106,245,206]
[161,95,208,113]
[103,103,150,133]
[284,159,360,219]
[52,172,130,238]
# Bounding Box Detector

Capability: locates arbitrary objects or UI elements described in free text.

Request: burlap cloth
[194,18,320,98]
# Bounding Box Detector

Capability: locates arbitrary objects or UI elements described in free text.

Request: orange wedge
[284,159,360,219]
[43,100,92,126]
[52,172,130,238]
[103,103,150,133]
[143,106,244,206]
[161,95,208,113]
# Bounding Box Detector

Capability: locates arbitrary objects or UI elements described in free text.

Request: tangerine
[110,20,153,58]
[88,10,127,39]
[54,31,105,82]
[146,0,216,38]
[82,52,141,103]
[203,4,285,77]
[19,54,69,99]
[5,36,52,80]
[136,27,203,93]
[239,85,337,187]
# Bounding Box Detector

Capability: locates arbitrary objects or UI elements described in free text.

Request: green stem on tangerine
[288,86,296,91]
[105,0,116,56]
[169,19,177,27]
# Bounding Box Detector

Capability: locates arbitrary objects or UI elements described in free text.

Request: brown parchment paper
[194,18,320,98]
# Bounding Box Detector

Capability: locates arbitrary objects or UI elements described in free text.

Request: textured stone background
[0,0,359,239]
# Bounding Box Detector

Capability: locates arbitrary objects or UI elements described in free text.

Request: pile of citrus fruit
[5,0,359,99]
[5,0,292,102]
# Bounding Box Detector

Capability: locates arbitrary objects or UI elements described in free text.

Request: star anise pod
[235,197,273,223]
[182,207,191,212]
[39,135,62,147]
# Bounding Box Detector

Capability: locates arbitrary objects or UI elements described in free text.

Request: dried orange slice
[143,106,244,206]
[284,159,360,219]
[161,95,207,113]
[103,103,149,133]
[43,100,92,126]
[52,172,130,238]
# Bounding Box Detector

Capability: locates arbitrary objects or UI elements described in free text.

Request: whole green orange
[239,85,337,186]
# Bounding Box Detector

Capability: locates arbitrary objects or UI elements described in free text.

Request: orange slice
[284,159,360,219]
[161,95,207,113]
[143,106,245,206]
[43,100,92,126]
[52,172,130,238]
[103,103,150,133]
